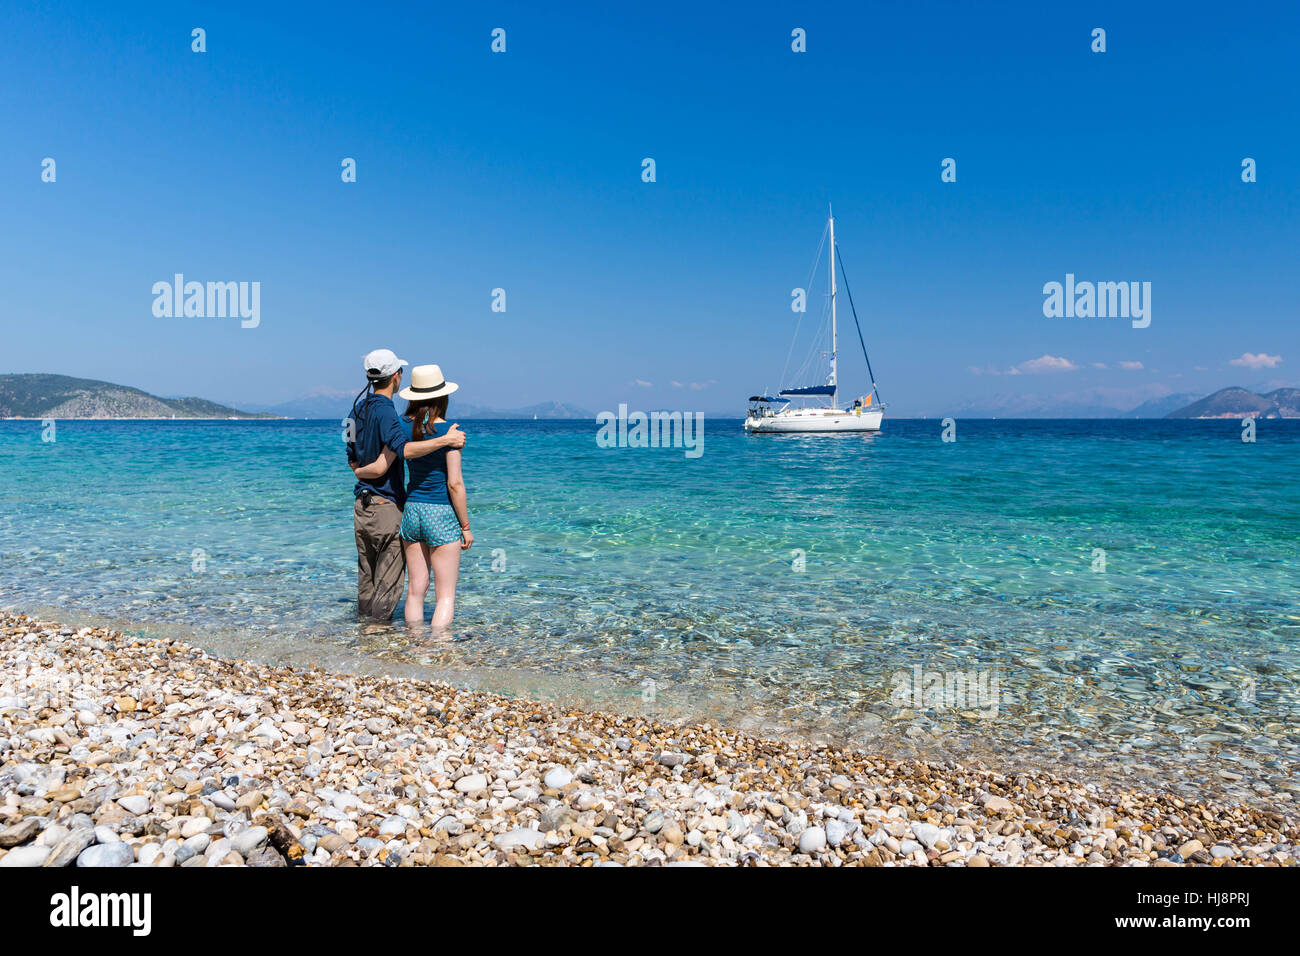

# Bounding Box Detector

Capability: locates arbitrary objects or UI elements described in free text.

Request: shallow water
[2,417,1297,803]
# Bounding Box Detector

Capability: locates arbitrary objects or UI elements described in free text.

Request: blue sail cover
[778,385,836,397]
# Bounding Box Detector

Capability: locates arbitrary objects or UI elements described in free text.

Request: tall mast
[828,204,837,408]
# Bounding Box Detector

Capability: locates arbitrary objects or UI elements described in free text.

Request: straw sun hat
[398,364,459,401]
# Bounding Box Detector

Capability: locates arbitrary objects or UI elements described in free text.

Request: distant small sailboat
[744,205,884,433]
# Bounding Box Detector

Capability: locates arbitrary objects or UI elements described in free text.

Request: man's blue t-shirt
[348,393,409,506]
[406,421,451,504]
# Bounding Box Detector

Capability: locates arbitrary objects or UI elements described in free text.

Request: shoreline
[1,611,1296,867]
[12,601,1292,811]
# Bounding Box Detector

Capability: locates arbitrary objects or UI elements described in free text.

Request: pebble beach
[1,611,1296,867]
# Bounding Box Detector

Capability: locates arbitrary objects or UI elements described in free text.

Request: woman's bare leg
[429,540,462,628]
[403,540,431,624]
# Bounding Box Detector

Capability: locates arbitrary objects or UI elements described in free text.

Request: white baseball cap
[362,348,408,380]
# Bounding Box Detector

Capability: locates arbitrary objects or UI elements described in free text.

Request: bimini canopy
[778,385,836,397]
[747,395,786,403]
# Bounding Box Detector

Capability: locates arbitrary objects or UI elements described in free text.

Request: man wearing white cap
[347,349,465,620]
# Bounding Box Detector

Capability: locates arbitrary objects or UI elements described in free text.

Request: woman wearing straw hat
[352,364,472,627]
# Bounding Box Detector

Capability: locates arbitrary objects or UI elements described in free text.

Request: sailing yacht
[744,206,884,433]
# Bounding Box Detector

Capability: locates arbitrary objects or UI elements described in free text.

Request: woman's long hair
[405,395,449,440]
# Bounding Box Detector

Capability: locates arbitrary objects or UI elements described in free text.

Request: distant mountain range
[937,386,1297,419]
[939,390,1190,419]
[1121,393,1205,418]
[1164,387,1300,419]
[443,400,595,420]
[0,374,595,420]
[7,374,1296,421]
[238,390,594,420]
[0,374,275,419]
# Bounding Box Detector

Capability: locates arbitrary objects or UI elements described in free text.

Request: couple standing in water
[347,349,473,627]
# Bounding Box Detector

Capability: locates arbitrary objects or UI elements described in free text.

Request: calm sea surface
[2,418,1297,802]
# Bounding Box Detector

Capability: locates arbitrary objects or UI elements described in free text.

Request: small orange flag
[864,394,873,407]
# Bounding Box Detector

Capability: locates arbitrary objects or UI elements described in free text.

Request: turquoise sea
[2,418,1297,802]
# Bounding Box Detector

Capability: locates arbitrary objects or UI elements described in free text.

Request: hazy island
[0,374,278,420]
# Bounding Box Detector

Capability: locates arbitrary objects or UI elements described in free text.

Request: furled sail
[778,385,836,397]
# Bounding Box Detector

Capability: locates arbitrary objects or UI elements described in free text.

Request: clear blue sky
[2,0,1297,415]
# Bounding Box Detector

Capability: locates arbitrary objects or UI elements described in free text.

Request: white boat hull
[744,408,883,433]
[745,207,886,434]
